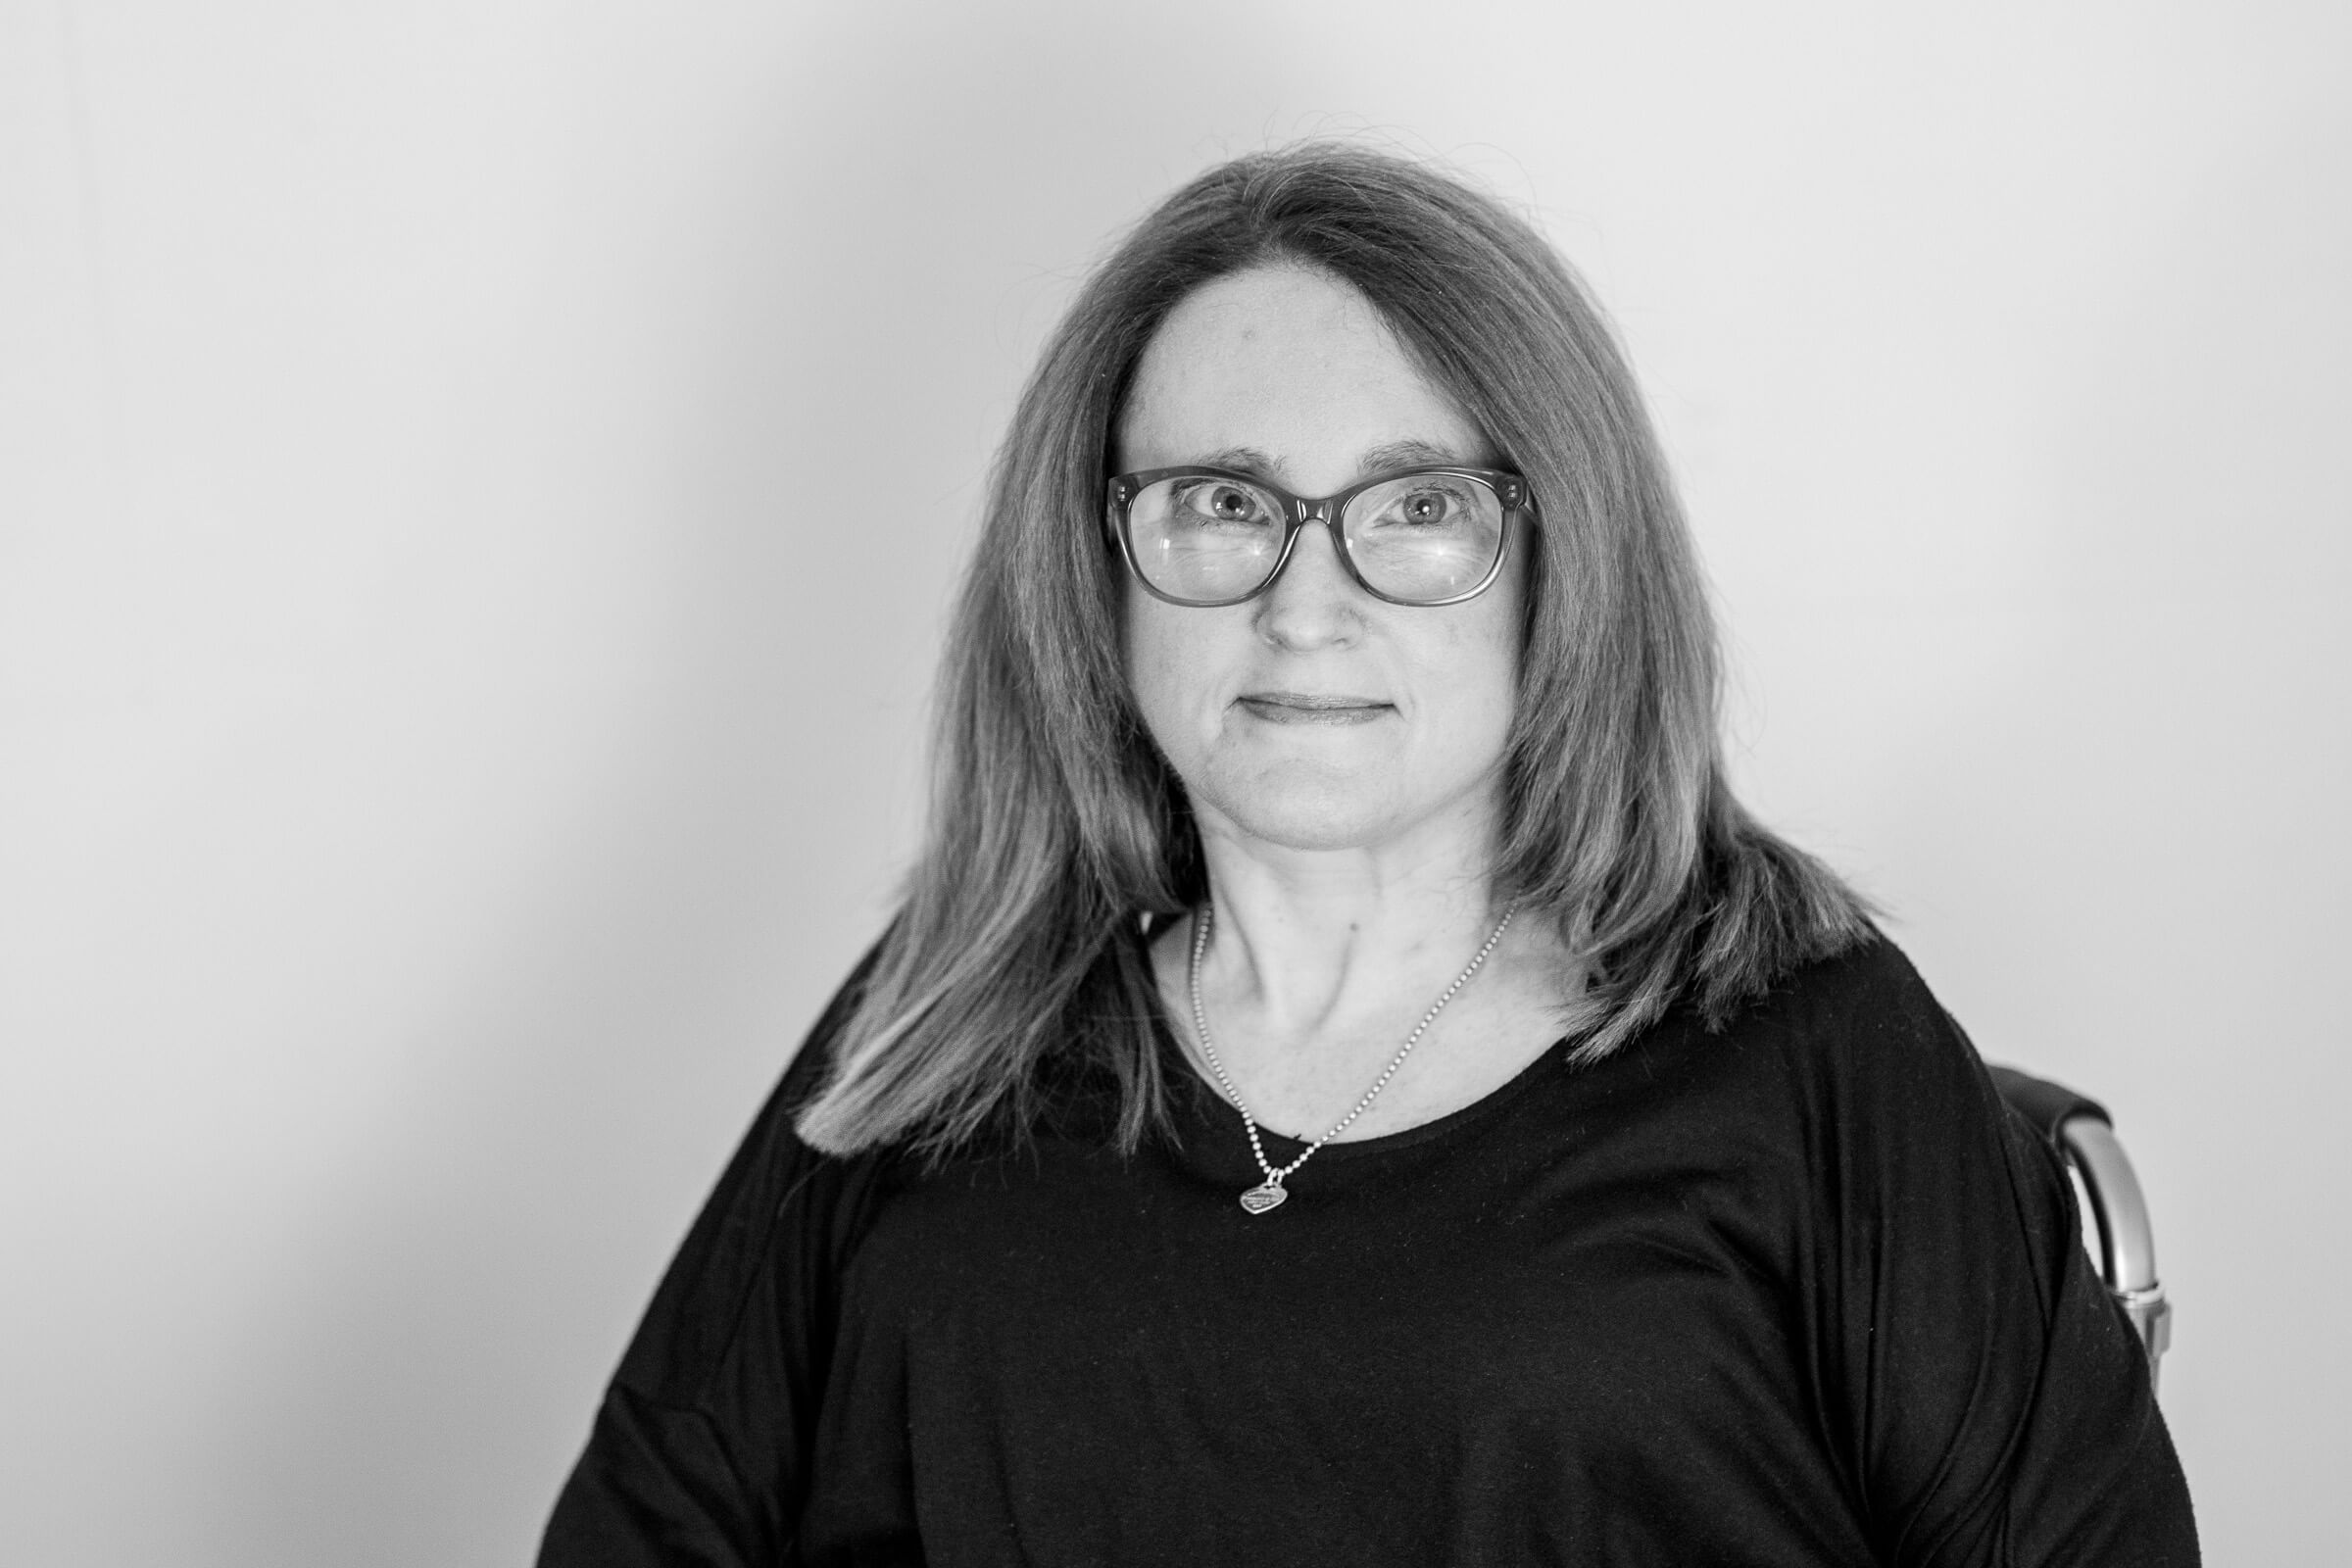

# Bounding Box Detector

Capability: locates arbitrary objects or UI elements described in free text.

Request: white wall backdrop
[5,1,2346,1562]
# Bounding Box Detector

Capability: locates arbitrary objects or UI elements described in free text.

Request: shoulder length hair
[796,143,1871,1159]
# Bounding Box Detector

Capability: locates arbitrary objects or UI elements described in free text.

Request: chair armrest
[1988,1063,2173,1386]
[1985,1063,2110,1146]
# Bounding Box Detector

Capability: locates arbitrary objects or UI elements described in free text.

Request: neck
[1161,803,1582,1148]
[1189,807,1509,1041]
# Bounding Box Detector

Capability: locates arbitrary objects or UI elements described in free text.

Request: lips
[1235,691,1392,725]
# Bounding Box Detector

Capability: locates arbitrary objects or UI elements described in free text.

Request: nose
[1252,514,1362,650]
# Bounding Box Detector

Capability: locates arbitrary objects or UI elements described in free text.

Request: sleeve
[1790,943,2198,1567]
[537,951,889,1567]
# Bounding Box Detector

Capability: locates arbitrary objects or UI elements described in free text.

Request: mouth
[1234,691,1393,726]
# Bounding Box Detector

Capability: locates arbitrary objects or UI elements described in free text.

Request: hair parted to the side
[794,142,1873,1160]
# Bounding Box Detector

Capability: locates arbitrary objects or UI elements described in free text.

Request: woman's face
[1115,265,1523,858]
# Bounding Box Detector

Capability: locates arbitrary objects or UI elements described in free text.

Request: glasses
[1104,465,1535,608]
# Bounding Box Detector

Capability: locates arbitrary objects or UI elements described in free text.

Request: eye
[1173,479,1275,525]
[1367,481,1474,528]
[1397,488,1456,525]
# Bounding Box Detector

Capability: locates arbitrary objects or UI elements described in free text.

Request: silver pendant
[1239,1181,1288,1215]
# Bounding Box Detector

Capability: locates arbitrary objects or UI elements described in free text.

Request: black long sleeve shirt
[541,936,2195,1565]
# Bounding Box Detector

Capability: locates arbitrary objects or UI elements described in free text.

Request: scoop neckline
[1152,1013,1571,1164]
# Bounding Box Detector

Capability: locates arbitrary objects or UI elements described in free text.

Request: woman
[541,145,2195,1564]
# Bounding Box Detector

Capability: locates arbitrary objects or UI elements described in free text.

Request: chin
[1219,809,1406,855]
[1198,762,1410,853]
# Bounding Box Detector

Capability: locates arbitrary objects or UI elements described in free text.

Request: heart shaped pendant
[1239,1182,1288,1215]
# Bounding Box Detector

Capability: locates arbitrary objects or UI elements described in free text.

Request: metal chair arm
[1987,1063,2172,1390]
[2061,1114,2173,1379]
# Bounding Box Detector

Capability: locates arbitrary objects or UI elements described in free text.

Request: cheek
[1121,590,1213,752]
[1120,588,1164,718]
[1435,626,1519,747]
[1413,586,1524,765]
[1474,555,1531,712]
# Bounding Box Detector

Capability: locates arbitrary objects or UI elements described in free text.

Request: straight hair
[796,143,1872,1159]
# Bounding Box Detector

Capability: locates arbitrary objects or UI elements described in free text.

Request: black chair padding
[1987,1064,2113,1150]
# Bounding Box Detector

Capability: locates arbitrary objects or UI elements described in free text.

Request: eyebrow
[1196,437,1476,486]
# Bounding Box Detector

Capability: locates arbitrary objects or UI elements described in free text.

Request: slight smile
[1234,692,1393,725]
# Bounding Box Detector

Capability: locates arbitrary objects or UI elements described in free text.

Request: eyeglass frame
[1102,463,1539,609]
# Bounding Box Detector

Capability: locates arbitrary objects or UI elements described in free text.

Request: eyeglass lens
[1124,473,1506,604]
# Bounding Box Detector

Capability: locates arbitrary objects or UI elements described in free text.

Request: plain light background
[4,1,2346,1562]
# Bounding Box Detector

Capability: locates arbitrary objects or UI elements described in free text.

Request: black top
[540,936,2196,1566]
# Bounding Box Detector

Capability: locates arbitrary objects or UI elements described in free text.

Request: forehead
[1115,265,1488,484]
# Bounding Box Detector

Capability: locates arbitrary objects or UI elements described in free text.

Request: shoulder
[1552,931,1995,1208]
[774,940,888,1115]
[1700,928,2009,1152]
[608,940,901,1407]
[1736,926,1944,1034]
[1728,927,1966,1066]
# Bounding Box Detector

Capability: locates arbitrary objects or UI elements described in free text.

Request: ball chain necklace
[1185,901,1518,1214]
